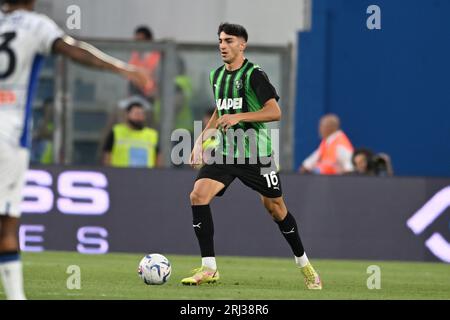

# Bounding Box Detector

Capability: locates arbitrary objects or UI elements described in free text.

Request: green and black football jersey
[210,59,279,158]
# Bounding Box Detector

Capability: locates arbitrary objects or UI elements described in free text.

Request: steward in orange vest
[300,114,354,175]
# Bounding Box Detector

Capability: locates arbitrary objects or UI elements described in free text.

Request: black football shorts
[196,157,282,198]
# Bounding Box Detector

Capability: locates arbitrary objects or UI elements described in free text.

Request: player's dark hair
[218,23,248,42]
[126,102,144,113]
[134,25,153,41]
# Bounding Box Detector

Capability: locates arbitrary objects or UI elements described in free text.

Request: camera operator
[351,148,394,176]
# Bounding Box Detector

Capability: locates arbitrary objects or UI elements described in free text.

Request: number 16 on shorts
[263,171,279,189]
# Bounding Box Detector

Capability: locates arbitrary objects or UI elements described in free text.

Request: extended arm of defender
[53,36,149,89]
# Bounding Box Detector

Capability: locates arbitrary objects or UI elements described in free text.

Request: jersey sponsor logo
[0,90,17,105]
[216,98,243,111]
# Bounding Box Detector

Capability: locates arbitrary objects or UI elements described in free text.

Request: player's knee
[0,232,18,251]
[0,229,15,241]
[263,200,276,216]
[190,190,210,205]
[263,199,286,221]
[267,206,281,219]
[0,220,18,237]
[271,209,286,221]
[262,200,271,211]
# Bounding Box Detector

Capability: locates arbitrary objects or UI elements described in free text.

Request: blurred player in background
[182,23,322,290]
[0,0,148,299]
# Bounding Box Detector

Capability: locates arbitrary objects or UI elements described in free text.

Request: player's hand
[123,66,151,91]
[190,141,204,169]
[216,114,242,131]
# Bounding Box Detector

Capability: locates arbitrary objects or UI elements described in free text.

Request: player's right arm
[202,109,219,136]
[53,36,149,90]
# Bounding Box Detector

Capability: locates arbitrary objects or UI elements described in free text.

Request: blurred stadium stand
[31,0,450,176]
[296,0,450,177]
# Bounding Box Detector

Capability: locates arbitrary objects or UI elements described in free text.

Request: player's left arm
[216,68,281,130]
[216,99,281,130]
[237,98,281,122]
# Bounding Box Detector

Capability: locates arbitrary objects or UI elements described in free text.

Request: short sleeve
[249,68,280,105]
[34,14,65,55]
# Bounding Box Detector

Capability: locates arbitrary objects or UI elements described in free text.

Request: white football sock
[295,253,310,268]
[201,257,217,271]
[0,260,26,300]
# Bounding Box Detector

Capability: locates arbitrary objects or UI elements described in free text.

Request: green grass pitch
[1,251,449,300]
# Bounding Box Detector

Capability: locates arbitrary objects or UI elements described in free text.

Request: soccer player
[0,0,148,299]
[181,23,322,289]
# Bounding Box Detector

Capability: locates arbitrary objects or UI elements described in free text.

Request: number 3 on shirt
[0,31,17,79]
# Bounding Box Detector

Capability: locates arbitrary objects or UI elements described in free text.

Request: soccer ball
[137,253,172,285]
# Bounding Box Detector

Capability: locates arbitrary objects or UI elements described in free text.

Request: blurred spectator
[128,25,161,102]
[373,153,394,176]
[299,114,354,175]
[31,98,54,164]
[351,148,394,176]
[352,148,375,175]
[173,58,194,133]
[102,102,161,168]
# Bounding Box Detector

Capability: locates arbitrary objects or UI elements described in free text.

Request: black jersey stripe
[239,62,254,114]
[239,63,256,157]
[212,66,222,87]
[210,66,222,97]
[217,69,228,105]
[238,62,254,132]
[215,67,226,117]
[226,71,239,115]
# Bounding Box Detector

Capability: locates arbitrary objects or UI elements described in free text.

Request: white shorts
[0,142,29,218]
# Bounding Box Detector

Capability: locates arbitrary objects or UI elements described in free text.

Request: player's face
[219,32,246,64]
